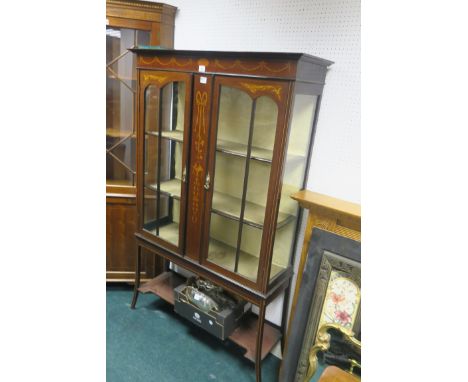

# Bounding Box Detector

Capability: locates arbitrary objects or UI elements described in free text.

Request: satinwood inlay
[191,90,208,223]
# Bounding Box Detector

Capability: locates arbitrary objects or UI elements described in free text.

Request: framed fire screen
[280,228,361,382]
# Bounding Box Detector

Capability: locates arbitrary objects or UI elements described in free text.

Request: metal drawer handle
[204,172,210,190]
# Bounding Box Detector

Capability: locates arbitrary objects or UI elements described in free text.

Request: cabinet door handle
[182,165,187,183]
[204,172,211,190]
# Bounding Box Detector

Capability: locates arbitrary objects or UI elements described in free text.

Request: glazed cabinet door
[138,70,192,255]
[201,76,291,289]
[106,24,151,189]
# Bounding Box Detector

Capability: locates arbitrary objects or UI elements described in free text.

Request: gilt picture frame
[279,228,361,382]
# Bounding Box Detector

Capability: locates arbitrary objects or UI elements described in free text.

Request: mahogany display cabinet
[130,48,333,382]
[106,0,176,282]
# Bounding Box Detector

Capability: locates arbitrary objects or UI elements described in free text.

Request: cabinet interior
[140,73,319,286]
[143,81,186,248]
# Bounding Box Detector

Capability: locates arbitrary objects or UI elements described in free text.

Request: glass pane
[250,96,277,162]
[211,152,245,214]
[108,28,150,90]
[215,86,251,157]
[143,131,159,197]
[106,27,135,132]
[208,213,238,273]
[106,26,150,186]
[106,77,133,136]
[106,27,127,63]
[237,223,263,280]
[144,85,160,133]
[160,82,186,141]
[109,51,136,91]
[107,137,135,173]
[106,155,133,186]
[107,27,136,89]
[207,85,278,282]
[235,96,276,280]
[207,86,251,273]
[136,29,150,46]
[243,96,277,224]
[142,82,186,248]
[270,94,318,281]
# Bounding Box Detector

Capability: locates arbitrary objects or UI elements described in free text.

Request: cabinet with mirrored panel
[106,0,176,282]
[132,49,332,381]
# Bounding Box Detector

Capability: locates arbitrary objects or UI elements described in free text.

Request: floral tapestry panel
[317,270,360,334]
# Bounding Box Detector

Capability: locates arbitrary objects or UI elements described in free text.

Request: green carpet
[107,284,281,382]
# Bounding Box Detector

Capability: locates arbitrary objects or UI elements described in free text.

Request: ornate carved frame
[279,228,361,382]
[307,323,361,380]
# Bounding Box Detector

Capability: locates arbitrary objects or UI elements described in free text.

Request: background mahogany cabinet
[130,48,332,382]
[106,0,176,282]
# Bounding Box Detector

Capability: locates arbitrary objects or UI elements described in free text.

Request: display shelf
[144,222,179,246]
[146,179,294,229]
[211,191,293,229]
[145,131,273,163]
[107,179,134,187]
[216,138,305,164]
[140,271,281,362]
[146,130,184,142]
[216,139,273,163]
[146,179,182,199]
[138,271,185,304]
[107,128,134,139]
[208,239,283,280]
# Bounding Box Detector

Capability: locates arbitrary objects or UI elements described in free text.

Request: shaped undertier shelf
[138,271,282,362]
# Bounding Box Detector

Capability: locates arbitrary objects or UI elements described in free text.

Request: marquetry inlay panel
[184,75,213,262]
[214,59,292,74]
[190,90,208,223]
[240,82,283,101]
[142,73,169,84]
[141,56,194,67]
[137,55,298,80]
